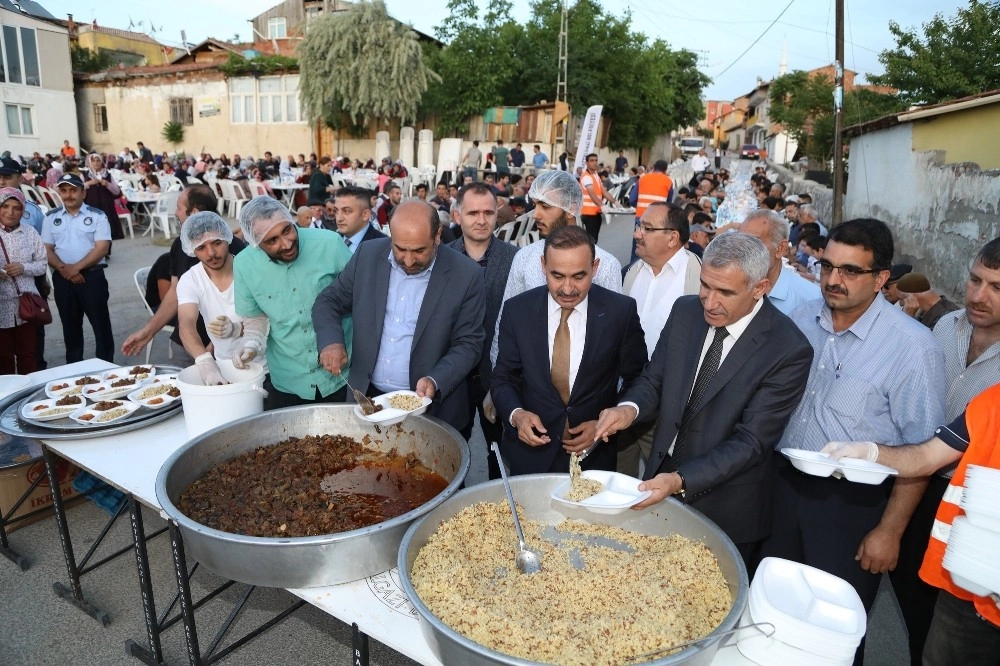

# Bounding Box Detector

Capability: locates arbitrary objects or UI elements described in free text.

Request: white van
[679,137,706,159]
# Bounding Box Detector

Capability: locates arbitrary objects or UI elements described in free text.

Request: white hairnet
[181,211,233,256]
[528,170,582,218]
[238,196,293,247]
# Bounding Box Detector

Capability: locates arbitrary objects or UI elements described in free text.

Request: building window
[169,98,194,126]
[93,104,109,132]
[230,77,255,124]
[230,75,300,125]
[5,103,34,136]
[0,25,40,87]
[267,17,287,39]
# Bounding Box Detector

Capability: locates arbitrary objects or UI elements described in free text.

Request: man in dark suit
[313,200,486,433]
[594,232,813,567]
[333,186,384,251]
[447,183,518,478]
[492,225,647,475]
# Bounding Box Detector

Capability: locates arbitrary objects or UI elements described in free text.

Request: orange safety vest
[635,172,673,217]
[919,383,1000,627]
[580,171,604,216]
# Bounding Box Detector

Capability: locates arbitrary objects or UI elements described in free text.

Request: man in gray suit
[312,200,486,432]
[594,232,813,568]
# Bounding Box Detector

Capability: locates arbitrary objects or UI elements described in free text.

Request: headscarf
[0,187,25,230]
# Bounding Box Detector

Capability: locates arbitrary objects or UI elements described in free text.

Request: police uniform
[40,190,115,363]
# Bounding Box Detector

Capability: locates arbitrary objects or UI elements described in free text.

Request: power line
[714,0,797,78]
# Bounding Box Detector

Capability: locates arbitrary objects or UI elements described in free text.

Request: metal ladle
[491,442,542,574]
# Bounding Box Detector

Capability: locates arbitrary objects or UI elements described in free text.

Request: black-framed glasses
[818,260,881,279]
[637,225,677,236]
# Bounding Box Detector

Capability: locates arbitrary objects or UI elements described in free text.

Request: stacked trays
[737,557,866,666]
[945,465,1000,598]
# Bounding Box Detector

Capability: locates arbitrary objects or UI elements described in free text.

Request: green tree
[770,70,906,166]
[161,121,184,149]
[298,0,440,129]
[70,44,113,73]
[869,0,1000,105]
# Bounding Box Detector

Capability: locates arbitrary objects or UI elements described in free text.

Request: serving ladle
[491,442,542,574]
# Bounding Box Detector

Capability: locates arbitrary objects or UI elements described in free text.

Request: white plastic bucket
[176,360,267,439]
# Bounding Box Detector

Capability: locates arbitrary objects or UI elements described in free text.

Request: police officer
[41,173,114,362]
[0,156,48,368]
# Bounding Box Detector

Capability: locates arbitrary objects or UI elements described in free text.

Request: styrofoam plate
[45,374,104,398]
[551,470,653,515]
[128,381,181,409]
[20,396,88,421]
[353,390,431,426]
[102,365,156,383]
[70,400,141,426]
[81,377,150,400]
[781,448,897,484]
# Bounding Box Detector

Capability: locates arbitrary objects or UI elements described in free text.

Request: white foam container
[736,607,852,666]
[176,360,267,439]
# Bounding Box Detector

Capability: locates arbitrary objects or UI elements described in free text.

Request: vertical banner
[572,105,603,173]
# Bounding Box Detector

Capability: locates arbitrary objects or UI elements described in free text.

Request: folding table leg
[44,446,110,626]
[352,623,370,666]
[168,520,203,666]
[125,496,164,664]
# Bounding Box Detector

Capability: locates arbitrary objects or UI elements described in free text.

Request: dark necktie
[344,237,352,248]
[551,308,572,404]
[669,326,728,470]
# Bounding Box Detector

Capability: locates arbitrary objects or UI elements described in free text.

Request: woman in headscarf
[0,188,47,373]
[83,152,125,244]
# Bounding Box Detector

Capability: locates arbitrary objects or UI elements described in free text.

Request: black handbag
[0,233,52,326]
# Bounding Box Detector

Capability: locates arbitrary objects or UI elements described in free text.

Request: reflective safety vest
[919,383,1000,627]
[580,171,604,216]
[635,172,673,217]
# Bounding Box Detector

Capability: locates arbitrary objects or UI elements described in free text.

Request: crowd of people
[1,139,997,665]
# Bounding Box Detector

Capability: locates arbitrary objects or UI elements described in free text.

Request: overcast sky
[42,0,967,99]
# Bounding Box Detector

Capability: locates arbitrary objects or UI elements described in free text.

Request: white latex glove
[821,441,879,463]
[195,352,228,386]
[232,340,262,369]
[207,315,240,339]
[482,390,497,424]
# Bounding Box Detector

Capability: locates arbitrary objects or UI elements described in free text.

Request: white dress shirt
[629,251,689,359]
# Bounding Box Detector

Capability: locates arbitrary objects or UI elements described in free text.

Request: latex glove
[232,340,261,369]
[207,315,240,339]
[482,391,497,424]
[821,441,879,463]
[195,352,228,386]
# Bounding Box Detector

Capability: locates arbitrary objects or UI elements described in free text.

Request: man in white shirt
[490,169,623,366]
[175,211,264,385]
[740,208,821,315]
[691,148,712,174]
[617,202,702,475]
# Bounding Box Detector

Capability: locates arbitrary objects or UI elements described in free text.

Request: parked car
[679,137,706,159]
[740,144,760,160]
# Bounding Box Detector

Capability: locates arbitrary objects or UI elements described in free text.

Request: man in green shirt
[234,196,353,410]
[492,139,510,175]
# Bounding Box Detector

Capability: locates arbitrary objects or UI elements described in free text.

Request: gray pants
[616,419,656,477]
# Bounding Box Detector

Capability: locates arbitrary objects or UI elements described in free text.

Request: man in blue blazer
[491,225,647,475]
[312,200,485,433]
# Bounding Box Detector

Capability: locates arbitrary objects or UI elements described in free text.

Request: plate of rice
[353,390,432,426]
[21,395,89,422]
[70,400,141,425]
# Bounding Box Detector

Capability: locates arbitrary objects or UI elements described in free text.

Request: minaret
[779,38,788,76]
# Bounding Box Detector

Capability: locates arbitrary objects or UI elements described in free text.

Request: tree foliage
[218,53,298,77]
[161,121,184,147]
[868,0,1000,105]
[770,70,907,166]
[70,44,113,73]
[421,0,708,148]
[298,0,440,128]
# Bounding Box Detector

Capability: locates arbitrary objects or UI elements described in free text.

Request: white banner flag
[573,105,603,173]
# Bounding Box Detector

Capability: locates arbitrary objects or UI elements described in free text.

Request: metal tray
[0,365,184,441]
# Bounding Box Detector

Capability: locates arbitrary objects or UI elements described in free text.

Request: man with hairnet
[234,196,353,410]
[490,170,623,367]
[176,211,266,385]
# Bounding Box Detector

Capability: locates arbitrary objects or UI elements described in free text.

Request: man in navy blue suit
[491,225,647,475]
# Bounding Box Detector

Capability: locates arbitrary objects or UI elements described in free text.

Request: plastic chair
[150,191,180,238]
[495,221,518,244]
[249,181,269,198]
[20,184,47,211]
[221,180,249,218]
[37,186,62,210]
[119,211,135,239]
[134,267,174,364]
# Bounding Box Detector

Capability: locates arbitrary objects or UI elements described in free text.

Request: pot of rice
[398,475,748,666]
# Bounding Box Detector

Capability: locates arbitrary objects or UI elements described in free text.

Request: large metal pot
[156,404,469,588]
[398,475,748,666]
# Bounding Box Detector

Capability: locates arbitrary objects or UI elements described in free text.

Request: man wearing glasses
[617,202,702,476]
[762,218,945,662]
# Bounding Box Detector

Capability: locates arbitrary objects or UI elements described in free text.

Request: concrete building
[0,0,78,156]
[845,89,1000,297]
[62,16,171,66]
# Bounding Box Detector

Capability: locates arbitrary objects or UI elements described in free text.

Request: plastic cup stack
[736,557,866,666]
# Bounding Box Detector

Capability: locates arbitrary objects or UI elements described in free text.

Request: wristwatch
[673,471,687,498]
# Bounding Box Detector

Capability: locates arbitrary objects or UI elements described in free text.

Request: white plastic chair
[249,181,269,198]
[37,186,62,210]
[495,221,518,244]
[20,184,47,211]
[220,180,248,218]
[150,191,180,238]
[134,266,174,364]
[120,210,135,239]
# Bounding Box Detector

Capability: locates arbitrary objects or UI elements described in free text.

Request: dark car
[740,144,760,160]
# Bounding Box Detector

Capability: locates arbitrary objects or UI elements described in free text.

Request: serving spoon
[491,442,542,574]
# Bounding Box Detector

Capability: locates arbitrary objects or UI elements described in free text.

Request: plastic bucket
[176,360,267,439]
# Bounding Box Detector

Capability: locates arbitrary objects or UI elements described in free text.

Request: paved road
[2,211,909,665]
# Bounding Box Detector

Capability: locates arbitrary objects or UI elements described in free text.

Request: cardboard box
[0,455,80,533]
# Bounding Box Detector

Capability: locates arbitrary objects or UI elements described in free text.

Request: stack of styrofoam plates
[944,518,1000,597]
[961,465,1000,532]
[736,558,866,666]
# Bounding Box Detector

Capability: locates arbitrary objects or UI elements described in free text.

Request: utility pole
[556,0,568,103]
[832,0,844,226]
